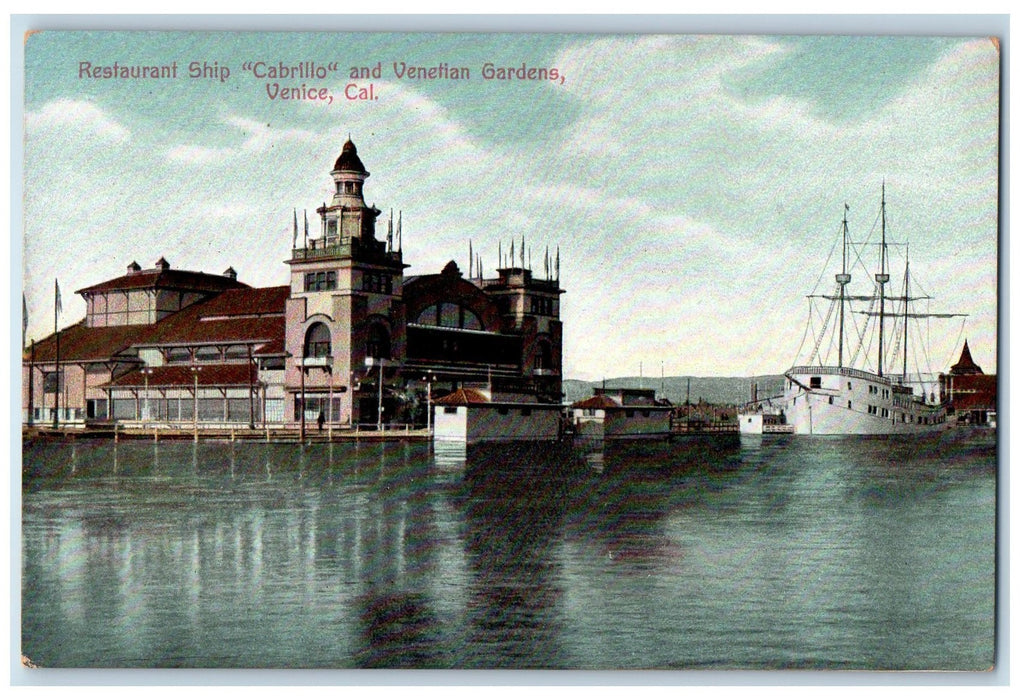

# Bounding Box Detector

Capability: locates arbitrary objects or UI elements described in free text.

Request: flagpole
[53,278,61,428]
[28,339,35,426]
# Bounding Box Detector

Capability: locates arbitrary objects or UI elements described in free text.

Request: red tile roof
[253,337,287,357]
[26,286,288,363]
[76,267,248,295]
[25,320,149,364]
[433,388,491,406]
[135,286,288,347]
[105,363,258,388]
[571,394,622,410]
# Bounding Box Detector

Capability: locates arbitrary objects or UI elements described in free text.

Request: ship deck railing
[787,365,887,384]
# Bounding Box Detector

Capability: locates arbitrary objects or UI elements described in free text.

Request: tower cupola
[331,138,369,209]
[315,137,381,246]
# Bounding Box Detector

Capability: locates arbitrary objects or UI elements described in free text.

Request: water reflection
[354,591,443,668]
[459,443,580,667]
[433,442,467,471]
[21,434,995,670]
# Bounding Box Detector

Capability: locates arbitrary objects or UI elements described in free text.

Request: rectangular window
[304,271,338,292]
[111,399,135,420]
[264,398,284,422]
[361,272,391,294]
[224,345,249,360]
[443,406,458,414]
[42,371,64,393]
[165,347,191,363]
[529,297,554,315]
[810,377,822,389]
[195,347,221,362]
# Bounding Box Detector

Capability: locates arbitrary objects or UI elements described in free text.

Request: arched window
[304,322,331,358]
[415,303,483,330]
[534,339,554,370]
[367,323,391,360]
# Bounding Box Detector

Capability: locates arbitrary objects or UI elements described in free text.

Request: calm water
[21,432,996,670]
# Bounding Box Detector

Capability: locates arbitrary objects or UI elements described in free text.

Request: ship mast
[876,183,890,377]
[902,245,910,383]
[836,204,852,368]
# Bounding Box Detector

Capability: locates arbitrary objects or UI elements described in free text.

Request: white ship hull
[783,366,947,436]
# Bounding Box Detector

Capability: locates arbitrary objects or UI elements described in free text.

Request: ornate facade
[23,139,564,429]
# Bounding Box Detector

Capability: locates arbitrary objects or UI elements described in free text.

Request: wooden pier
[23,424,432,444]
[669,418,738,435]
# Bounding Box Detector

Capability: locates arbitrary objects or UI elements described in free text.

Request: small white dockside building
[432,388,563,444]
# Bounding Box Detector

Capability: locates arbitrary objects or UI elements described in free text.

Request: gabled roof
[76,266,248,295]
[26,286,289,363]
[571,394,621,410]
[136,286,288,347]
[104,363,258,389]
[433,388,491,406]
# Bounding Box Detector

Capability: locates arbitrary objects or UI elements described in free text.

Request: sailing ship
[744,186,964,436]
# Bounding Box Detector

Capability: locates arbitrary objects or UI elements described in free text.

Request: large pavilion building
[23,139,565,430]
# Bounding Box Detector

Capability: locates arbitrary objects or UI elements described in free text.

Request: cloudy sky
[20,29,999,380]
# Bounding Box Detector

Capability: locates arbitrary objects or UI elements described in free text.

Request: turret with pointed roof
[950,340,984,375]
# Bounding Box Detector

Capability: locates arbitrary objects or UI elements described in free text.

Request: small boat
[769,186,964,436]
[737,404,793,435]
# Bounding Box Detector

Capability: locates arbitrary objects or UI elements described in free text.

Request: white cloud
[539,35,999,377]
[22,36,998,378]
[26,99,130,142]
[165,115,321,166]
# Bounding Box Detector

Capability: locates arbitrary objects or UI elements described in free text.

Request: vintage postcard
[18,25,1000,674]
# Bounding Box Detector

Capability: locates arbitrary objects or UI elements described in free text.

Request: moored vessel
[774,186,963,436]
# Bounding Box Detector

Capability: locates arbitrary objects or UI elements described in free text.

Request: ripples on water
[21,432,996,670]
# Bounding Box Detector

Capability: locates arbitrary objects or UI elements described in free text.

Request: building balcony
[290,238,403,266]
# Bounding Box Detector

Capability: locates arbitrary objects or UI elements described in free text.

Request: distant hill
[562,375,786,406]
